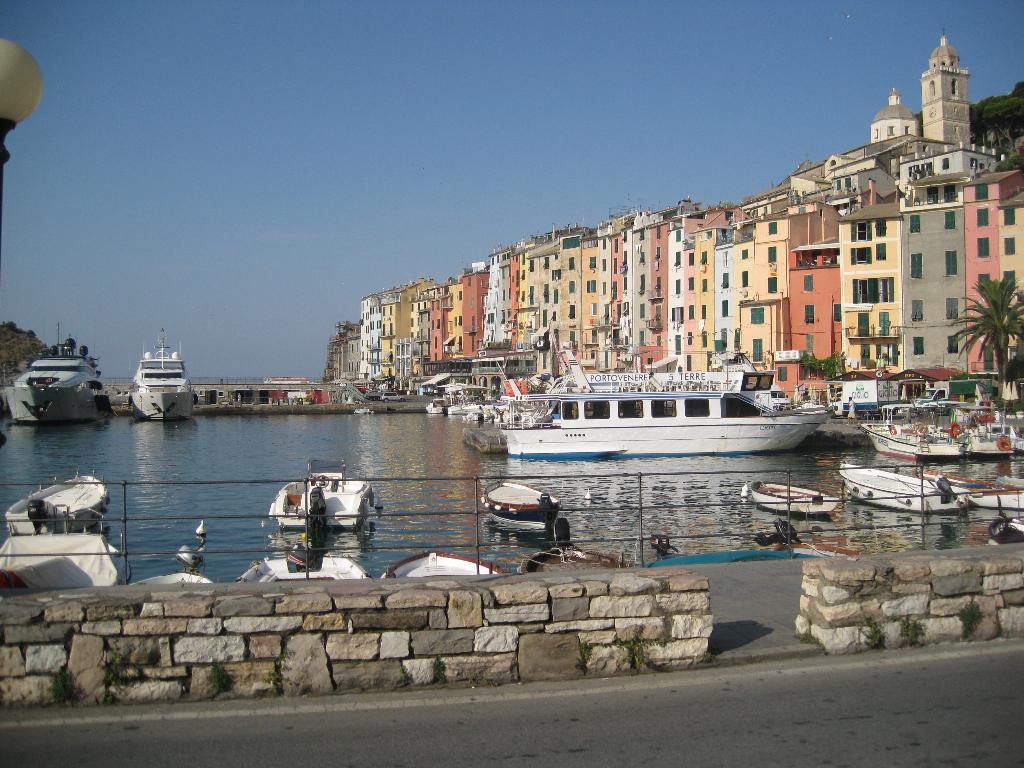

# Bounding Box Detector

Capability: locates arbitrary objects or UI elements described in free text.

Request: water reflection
[2,414,1022,581]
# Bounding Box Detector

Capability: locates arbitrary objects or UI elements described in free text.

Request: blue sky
[1,0,1019,377]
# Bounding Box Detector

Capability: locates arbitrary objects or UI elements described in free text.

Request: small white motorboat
[237,549,369,582]
[353,407,373,415]
[0,533,122,588]
[745,480,841,519]
[425,398,446,415]
[135,543,213,585]
[962,429,1014,459]
[383,551,502,578]
[988,512,1024,543]
[481,481,560,529]
[859,422,965,461]
[268,460,373,531]
[840,462,967,513]
[5,475,109,536]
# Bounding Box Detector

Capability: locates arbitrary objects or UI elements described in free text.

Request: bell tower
[921,34,970,144]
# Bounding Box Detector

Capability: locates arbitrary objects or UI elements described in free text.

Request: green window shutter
[911,253,923,278]
[1006,207,1017,225]
[977,208,989,227]
[1006,238,1016,256]
[876,243,886,260]
[913,337,924,355]
[833,303,841,322]
[947,335,958,354]
[867,280,879,303]
[944,211,956,230]
[945,250,957,275]
[875,220,887,236]
[768,277,777,293]
[975,184,989,201]
[978,238,990,257]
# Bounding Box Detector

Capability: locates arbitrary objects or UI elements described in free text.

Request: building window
[768,277,778,293]
[944,211,956,230]
[700,305,707,320]
[722,273,730,289]
[722,300,729,317]
[947,336,958,354]
[750,307,765,325]
[752,339,763,362]
[852,222,872,241]
[768,246,777,263]
[1006,238,1017,256]
[675,279,681,295]
[568,280,576,294]
[876,243,886,261]
[768,222,778,235]
[1004,270,1017,285]
[675,230,681,242]
[778,367,788,382]
[688,252,694,266]
[911,252,923,278]
[913,337,924,356]
[568,304,576,319]
[833,303,841,322]
[976,184,989,201]
[701,278,708,292]
[851,247,872,265]
[912,300,924,321]
[741,271,749,288]
[734,328,741,349]
[943,185,957,203]
[804,275,813,291]
[979,273,991,284]
[674,252,681,267]
[978,238,990,258]
[875,220,887,237]
[741,248,749,260]
[804,305,814,323]
[946,298,958,319]
[945,250,958,275]
[688,305,694,320]
[977,208,989,227]
[687,277,694,291]
[910,214,920,233]
[1006,207,1017,226]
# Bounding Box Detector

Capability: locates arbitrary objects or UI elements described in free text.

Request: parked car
[380,391,406,402]
[363,392,382,401]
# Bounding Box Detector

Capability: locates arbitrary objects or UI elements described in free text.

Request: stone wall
[795,548,1024,654]
[0,567,710,707]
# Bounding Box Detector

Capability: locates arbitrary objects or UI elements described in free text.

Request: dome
[929,34,959,67]
[873,88,914,122]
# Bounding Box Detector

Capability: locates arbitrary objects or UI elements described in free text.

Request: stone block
[892,558,931,582]
[921,617,962,644]
[929,596,973,617]
[982,557,1024,576]
[163,598,214,618]
[401,658,436,686]
[428,609,448,630]
[655,592,710,614]
[223,616,303,634]
[332,660,406,692]
[117,680,183,703]
[302,613,348,631]
[332,593,385,610]
[548,582,585,599]
[326,633,379,661]
[810,624,863,654]
[0,647,25,677]
[282,634,332,696]
[545,619,614,633]
[350,610,429,631]
[25,644,66,674]
[645,638,708,670]
[551,597,589,622]
[891,582,930,595]
[108,636,166,666]
[4,623,73,644]
[80,620,121,636]
[1004,589,1024,606]
[518,633,582,682]
[0,604,43,625]
[186,618,222,635]
[815,561,877,586]
[44,602,84,623]
[579,630,617,645]
[411,629,474,656]
[794,614,810,637]
[379,631,410,659]
[983,573,1024,592]
[930,558,977,578]
[491,582,549,606]
[174,636,246,664]
[447,591,482,629]
[86,602,137,621]
[615,617,668,641]
[581,580,609,597]
[484,604,549,624]
[122,618,190,636]
[68,634,105,703]
[609,573,660,596]
[0,677,51,706]
[801,577,820,599]
[275,594,332,614]
[443,653,516,685]
[139,603,164,618]
[932,573,982,597]
[661,571,709,593]
[881,593,929,618]
[385,589,447,609]
[586,645,629,676]
[213,596,273,617]
[248,635,282,659]
[474,626,518,653]
[820,585,853,605]
[220,660,278,697]
[518,623,545,634]
[590,595,654,619]
[999,606,1024,637]
[141,665,188,679]
[671,614,713,640]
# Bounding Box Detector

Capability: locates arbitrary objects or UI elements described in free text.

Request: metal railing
[0,462,1006,584]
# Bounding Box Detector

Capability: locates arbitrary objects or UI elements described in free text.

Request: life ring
[997,435,1012,452]
[889,425,898,436]
[949,423,962,438]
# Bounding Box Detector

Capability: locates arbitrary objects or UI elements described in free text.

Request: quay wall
[796,546,1024,654]
[0,568,711,707]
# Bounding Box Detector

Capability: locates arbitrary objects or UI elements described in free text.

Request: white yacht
[6,338,104,424]
[268,459,374,531]
[129,329,194,421]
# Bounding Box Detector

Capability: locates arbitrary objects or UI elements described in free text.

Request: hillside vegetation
[0,321,46,369]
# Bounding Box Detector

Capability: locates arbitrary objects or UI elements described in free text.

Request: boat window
[143,372,184,379]
[684,399,710,417]
[651,400,677,418]
[583,400,610,419]
[561,402,579,420]
[722,397,761,417]
[617,400,644,419]
[758,375,773,390]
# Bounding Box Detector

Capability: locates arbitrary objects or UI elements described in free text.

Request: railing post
[304,477,310,580]
[919,464,926,550]
[786,468,794,555]
[637,473,644,565]
[474,476,481,575]
[120,480,128,584]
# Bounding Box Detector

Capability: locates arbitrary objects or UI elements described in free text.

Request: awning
[420,373,451,388]
[649,355,678,371]
[443,335,457,346]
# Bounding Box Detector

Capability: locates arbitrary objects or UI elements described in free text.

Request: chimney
[868,179,877,205]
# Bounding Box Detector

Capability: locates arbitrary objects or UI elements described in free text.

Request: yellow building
[838,202,903,371]
[446,278,464,357]
[692,222,718,370]
[379,278,436,379]
[579,233,602,368]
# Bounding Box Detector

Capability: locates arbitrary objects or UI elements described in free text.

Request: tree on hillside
[953,278,1024,398]
[971,83,1024,151]
[996,153,1024,173]
[0,321,46,384]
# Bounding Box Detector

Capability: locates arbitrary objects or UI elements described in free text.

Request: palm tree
[954,277,1024,399]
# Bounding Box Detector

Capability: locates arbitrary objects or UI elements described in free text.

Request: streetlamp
[0,38,44,283]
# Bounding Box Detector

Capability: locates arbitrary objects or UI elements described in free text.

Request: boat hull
[268,476,372,530]
[839,463,967,513]
[383,551,501,578]
[482,482,560,529]
[6,385,100,424]
[236,556,368,582]
[748,482,841,518]
[859,424,965,461]
[131,390,193,421]
[5,476,109,536]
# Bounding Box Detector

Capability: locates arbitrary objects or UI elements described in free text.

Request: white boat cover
[0,534,120,588]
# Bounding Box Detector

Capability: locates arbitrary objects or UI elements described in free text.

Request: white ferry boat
[6,338,104,424]
[129,329,194,421]
[500,352,827,459]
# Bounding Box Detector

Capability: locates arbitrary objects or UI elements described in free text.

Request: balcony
[648,291,664,303]
[646,317,664,332]
[845,325,901,339]
[794,255,839,269]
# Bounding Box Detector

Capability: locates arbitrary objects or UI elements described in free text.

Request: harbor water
[1,413,1021,582]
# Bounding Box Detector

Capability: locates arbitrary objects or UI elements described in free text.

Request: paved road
[4,642,1022,767]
